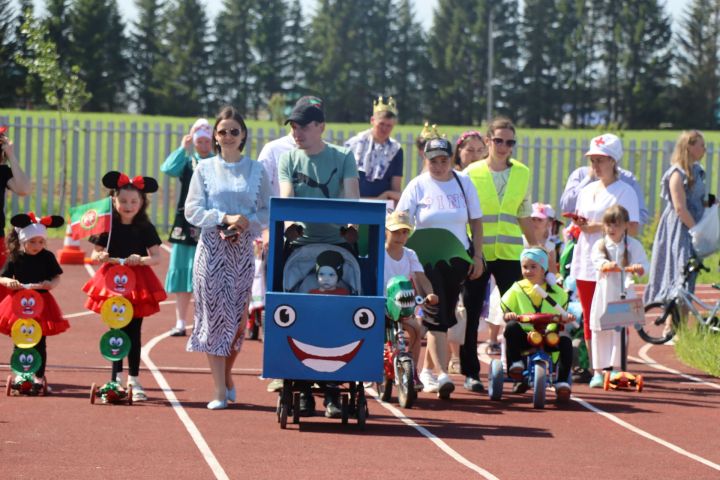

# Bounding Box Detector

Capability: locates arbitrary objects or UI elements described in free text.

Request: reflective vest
[501,280,569,316]
[465,159,529,261]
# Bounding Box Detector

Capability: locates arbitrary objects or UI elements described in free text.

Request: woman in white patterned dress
[185,106,271,410]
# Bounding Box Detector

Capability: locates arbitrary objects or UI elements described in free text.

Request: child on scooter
[384,209,438,389]
[501,247,575,400]
[588,205,648,387]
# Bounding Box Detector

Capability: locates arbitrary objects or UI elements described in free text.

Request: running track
[1,239,719,479]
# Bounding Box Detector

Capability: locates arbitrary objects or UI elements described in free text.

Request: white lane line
[570,394,720,472]
[477,348,720,472]
[631,345,720,390]
[142,330,230,480]
[84,263,95,276]
[77,267,227,478]
[365,387,500,479]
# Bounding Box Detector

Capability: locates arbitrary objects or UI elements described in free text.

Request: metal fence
[1,115,717,232]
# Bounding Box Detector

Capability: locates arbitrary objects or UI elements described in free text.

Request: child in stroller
[282,243,362,418]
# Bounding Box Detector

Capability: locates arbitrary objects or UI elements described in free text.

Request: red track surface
[2,239,719,479]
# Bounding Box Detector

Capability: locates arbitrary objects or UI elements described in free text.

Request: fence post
[82,120,91,205]
[70,120,80,209]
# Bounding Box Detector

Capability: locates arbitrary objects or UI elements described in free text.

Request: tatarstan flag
[69,197,112,240]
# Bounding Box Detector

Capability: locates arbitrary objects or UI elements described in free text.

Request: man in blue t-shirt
[344,96,403,204]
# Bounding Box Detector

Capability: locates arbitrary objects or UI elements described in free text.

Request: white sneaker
[128,378,147,401]
[437,373,455,399]
[419,370,439,393]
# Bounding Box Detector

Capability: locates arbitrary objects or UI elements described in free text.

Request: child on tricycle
[501,247,575,403]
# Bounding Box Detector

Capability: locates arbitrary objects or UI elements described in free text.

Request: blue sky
[23,0,689,32]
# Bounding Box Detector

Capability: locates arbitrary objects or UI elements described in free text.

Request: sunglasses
[491,137,516,147]
[217,128,242,137]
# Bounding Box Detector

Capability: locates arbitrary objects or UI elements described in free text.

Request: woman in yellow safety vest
[460,117,537,393]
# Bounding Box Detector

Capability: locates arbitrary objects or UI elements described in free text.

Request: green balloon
[10,347,41,375]
[99,329,131,361]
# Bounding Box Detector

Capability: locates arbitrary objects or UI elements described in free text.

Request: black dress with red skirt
[0,249,68,336]
[82,220,167,317]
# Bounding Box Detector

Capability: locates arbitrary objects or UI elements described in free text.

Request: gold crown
[373,96,398,116]
[419,121,443,140]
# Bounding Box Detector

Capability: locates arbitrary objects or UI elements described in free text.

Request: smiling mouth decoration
[111,349,120,355]
[287,337,363,372]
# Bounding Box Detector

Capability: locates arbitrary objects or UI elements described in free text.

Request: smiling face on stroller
[283,244,362,295]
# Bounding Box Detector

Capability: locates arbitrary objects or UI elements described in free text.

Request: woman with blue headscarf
[500,247,575,400]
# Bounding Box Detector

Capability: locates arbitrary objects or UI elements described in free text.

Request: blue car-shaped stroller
[262,197,386,429]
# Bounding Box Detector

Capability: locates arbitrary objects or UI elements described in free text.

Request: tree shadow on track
[409,395,577,415]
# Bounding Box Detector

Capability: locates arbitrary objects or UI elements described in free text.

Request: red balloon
[11,290,45,318]
[103,265,137,295]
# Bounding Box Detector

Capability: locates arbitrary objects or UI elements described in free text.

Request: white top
[570,180,640,281]
[384,247,423,295]
[257,134,296,197]
[589,235,649,331]
[396,172,483,249]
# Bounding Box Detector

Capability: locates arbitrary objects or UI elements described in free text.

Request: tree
[43,0,72,68]
[248,0,286,116]
[0,0,21,106]
[617,0,673,127]
[14,8,90,214]
[211,0,254,114]
[388,0,428,124]
[282,0,306,91]
[517,0,564,127]
[12,0,44,108]
[675,0,720,129]
[129,0,166,114]
[69,0,129,111]
[556,0,599,127]
[426,0,520,125]
[305,0,396,122]
[158,0,210,116]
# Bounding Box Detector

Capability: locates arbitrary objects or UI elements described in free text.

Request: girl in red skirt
[82,171,167,401]
[0,213,67,389]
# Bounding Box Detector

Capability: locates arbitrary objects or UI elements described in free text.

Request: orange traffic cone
[57,225,86,264]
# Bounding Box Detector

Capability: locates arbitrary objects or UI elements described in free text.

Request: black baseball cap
[285,96,325,125]
[424,137,452,159]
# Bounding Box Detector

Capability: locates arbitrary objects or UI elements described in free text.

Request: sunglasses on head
[217,128,242,137]
[491,137,516,147]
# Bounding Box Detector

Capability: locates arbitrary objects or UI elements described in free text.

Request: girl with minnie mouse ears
[82,171,167,402]
[0,212,69,390]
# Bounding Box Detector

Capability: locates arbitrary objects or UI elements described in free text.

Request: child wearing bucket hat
[384,209,438,391]
[0,212,67,390]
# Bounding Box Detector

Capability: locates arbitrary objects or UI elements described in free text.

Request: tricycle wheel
[6,375,13,397]
[397,358,415,408]
[635,374,644,392]
[603,371,611,391]
[532,363,546,409]
[89,383,97,404]
[341,394,349,424]
[127,385,133,406]
[275,395,281,423]
[41,377,48,396]
[292,392,300,424]
[488,359,504,401]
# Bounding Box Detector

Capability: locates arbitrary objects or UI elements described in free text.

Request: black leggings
[461,259,522,379]
[423,257,470,333]
[13,336,47,378]
[112,317,143,378]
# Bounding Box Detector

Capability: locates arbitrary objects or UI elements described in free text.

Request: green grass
[674,322,720,377]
